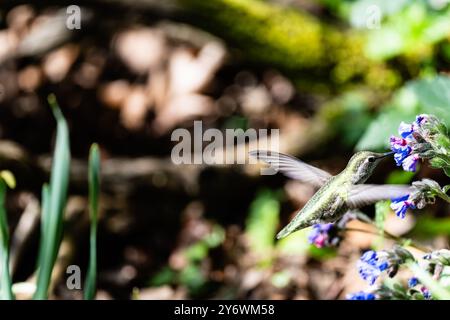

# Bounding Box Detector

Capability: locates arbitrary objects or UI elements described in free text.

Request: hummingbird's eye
[368,157,375,163]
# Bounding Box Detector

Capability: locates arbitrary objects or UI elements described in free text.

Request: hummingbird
[249,150,413,239]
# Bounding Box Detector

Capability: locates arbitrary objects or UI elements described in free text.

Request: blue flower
[415,114,428,127]
[390,136,413,167]
[357,251,389,285]
[308,223,333,248]
[390,136,408,152]
[402,154,419,172]
[346,291,375,300]
[408,277,418,288]
[390,117,425,172]
[377,261,389,271]
[390,195,415,219]
[358,263,381,285]
[398,122,414,139]
[421,287,432,300]
[393,148,411,166]
[360,250,378,264]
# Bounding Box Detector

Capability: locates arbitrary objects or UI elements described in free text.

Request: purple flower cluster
[390,115,428,172]
[407,277,432,299]
[390,195,416,219]
[308,223,333,248]
[351,247,439,300]
[346,291,375,300]
[357,250,389,285]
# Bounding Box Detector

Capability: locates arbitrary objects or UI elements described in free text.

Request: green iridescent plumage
[250,151,412,239]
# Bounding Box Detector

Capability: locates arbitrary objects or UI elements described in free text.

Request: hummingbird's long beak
[376,151,394,159]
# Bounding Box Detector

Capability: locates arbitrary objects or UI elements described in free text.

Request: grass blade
[34,95,71,299]
[0,171,15,300]
[84,143,100,300]
[35,184,50,283]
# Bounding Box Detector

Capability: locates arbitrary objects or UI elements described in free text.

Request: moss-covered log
[178,0,400,90]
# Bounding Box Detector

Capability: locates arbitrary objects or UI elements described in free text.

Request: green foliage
[324,0,450,61]
[181,224,225,295]
[181,0,324,69]
[374,201,390,249]
[0,171,15,189]
[308,245,337,260]
[245,189,280,259]
[34,95,71,299]
[149,267,177,287]
[412,216,450,237]
[178,264,206,295]
[0,171,15,300]
[357,75,450,150]
[180,0,396,88]
[320,91,374,147]
[275,230,309,256]
[407,262,450,300]
[149,224,225,296]
[84,144,100,300]
[385,170,415,184]
[379,278,412,300]
[348,0,411,27]
[223,116,248,131]
[365,2,450,60]
[270,271,291,288]
[375,201,390,232]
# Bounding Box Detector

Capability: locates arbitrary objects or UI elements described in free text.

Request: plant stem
[344,227,430,253]
[407,262,450,300]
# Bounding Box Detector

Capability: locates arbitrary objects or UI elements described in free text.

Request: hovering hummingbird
[249,150,412,239]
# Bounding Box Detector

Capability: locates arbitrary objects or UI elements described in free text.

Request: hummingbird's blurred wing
[346,184,414,208]
[249,150,332,188]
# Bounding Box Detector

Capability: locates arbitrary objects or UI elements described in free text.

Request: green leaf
[357,75,450,150]
[444,167,450,178]
[84,143,100,300]
[149,267,176,287]
[443,185,450,194]
[35,184,50,280]
[356,107,412,150]
[245,190,280,258]
[364,2,450,60]
[203,225,225,248]
[410,76,450,116]
[34,95,71,300]
[0,178,14,300]
[185,242,209,262]
[178,263,206,295]
[275,229,310,256]
[308,245,337,260]
[0,171,15,189]
[412,216,450,237]
[386,170,415,184]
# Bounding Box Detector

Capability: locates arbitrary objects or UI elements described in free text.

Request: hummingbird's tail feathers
[249,150,332,188]
[346,184,414,209]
